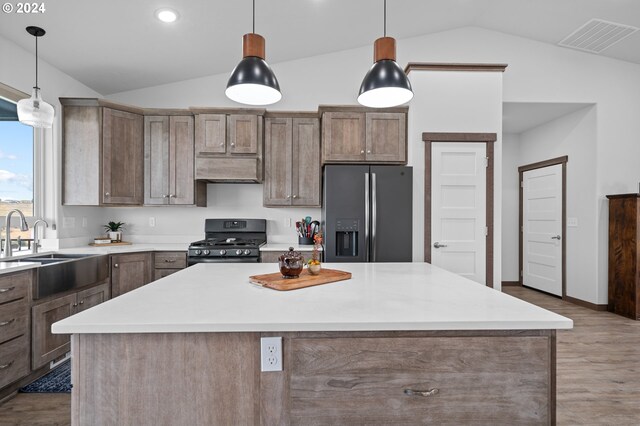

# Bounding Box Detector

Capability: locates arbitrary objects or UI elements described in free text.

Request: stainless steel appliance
[188,219,266,265]
[322,165,412,262]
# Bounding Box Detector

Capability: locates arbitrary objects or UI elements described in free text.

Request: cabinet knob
[360,150,365,154]
[367,150,371,154]
[105,192,110,197]
[169,194,175,198]
[286,195,291,199]
[231,143,235,147]
[219,143,224,147]
[163,194,169,198]
[114,263,119,268]
[292,195,298,199]
[72,303,78,307]
[79,300,84,305]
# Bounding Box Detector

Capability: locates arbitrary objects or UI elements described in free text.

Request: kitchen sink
[1,253,109,299]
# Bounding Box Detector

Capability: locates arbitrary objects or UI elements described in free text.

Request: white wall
[0,35,103,247]
[516,106,598,302]
[501,133,520,282]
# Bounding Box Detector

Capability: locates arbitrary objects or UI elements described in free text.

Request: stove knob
[194,250,202,255]
[244,249,251,255]
[203,250,210,255]
[219,250,226,256]
[235,249,243,255]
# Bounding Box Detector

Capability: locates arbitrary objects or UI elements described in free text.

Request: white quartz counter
[260,243,320,252]
[52,262,572,334]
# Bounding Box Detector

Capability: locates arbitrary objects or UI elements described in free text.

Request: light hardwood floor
[0,286,638,425]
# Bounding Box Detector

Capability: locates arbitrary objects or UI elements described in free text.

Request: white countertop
[52,262,572,334]
[260,243,320,252]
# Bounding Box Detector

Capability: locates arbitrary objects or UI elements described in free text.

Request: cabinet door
[195,114,226,155]
[292,118,321,206]
[31,293,76,369]
[365,112,406,163]
[111,253,153,298]
[228,115,258,154]
[76,283,110,312]
[144,116,170,205]
[103,108,144,205]
[322,112,366,162]
[263,118,292,206]
[169,116,195,205]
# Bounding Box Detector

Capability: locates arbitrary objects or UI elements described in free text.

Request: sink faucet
[2,209,29,258]
[32,219,49,254]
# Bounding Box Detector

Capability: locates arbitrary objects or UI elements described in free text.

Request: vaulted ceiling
[1,0,639,95]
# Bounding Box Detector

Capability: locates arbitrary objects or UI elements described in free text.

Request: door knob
[551,235,561,240]
[433,242,447,248]
[114,263,119,268]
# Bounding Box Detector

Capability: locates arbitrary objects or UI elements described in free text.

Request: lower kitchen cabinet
[153,251,187,280]
[0,270,32,389]
[31,282,110,370]
[111,252,153,297]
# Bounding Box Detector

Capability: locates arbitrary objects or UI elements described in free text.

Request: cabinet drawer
[154,252,187,269]
[288,336,551,424]
[0,335,29,389]
[0,300,28,344]
[0,271,30,305]
[259,252,281,263]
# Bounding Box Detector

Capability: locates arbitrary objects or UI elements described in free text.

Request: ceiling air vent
[558,19,638,53]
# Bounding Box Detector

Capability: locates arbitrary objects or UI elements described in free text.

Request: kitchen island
[53,263,572,425]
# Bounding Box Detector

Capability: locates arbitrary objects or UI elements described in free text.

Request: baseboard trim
[563,295,608,311]
[502,281,521,287]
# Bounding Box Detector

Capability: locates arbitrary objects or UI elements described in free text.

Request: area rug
[19,360,71,393]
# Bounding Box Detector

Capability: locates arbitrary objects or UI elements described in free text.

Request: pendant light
[225,0,281,105]
[17,26,55,128]
[358,0,413,108]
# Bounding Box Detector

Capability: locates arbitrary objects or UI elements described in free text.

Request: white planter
[108,231,122,242]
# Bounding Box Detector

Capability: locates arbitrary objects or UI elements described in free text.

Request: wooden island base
[71,329,555,425]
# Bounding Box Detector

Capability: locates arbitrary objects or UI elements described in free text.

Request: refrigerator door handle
[371,172,377,262]
[365,172,370,262]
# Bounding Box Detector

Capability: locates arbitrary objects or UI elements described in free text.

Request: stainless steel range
[188,219,266,265]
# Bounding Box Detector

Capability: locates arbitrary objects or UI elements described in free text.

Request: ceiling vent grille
[558,19,638,53]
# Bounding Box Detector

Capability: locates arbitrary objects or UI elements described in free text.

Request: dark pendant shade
[225,56,281,105]
[358,59,413,108]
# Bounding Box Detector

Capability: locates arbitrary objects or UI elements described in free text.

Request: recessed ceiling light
[155,8,179,23]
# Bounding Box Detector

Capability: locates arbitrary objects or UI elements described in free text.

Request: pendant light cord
[383,0,386,37]
[252,0,255,33]
[35,34,39,89]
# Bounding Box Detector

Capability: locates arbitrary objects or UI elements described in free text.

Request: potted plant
[104,221,125,242]
[307,232,323,275]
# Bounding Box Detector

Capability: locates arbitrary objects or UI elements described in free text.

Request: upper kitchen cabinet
[61,98,144,206]
[320,106,408,165]
[192,109,265,182]
[144,114,206,206]
[264,114,321,207]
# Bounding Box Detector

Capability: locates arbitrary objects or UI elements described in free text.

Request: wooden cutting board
[249,268,352,291]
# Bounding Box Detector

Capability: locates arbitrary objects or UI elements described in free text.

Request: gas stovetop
[188,219,267,262]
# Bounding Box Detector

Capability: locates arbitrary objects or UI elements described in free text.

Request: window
[0,92,37,252]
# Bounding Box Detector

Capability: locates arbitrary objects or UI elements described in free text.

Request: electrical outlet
[149,217,156,227]
[260,336,282,372]
[567,217,578,227]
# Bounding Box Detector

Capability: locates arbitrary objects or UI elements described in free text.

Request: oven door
[188,257,260,266]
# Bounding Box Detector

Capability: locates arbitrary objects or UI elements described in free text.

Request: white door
[522,164,563,296]
[431,143,487,285]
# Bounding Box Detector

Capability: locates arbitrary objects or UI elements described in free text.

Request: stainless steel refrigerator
[322,165,412,262]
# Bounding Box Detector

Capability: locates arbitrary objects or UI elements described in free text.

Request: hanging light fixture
[358,0,413,108]
[17,26,55,128]
[225,0,281,105]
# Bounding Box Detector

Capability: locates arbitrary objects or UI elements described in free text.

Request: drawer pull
[0,361,14,369]
[0,318,16,327]
[0,286,15,293]
[163,259,177,263]
[404,388,439,397]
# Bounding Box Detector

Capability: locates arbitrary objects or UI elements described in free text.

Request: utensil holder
[298,236,314,245]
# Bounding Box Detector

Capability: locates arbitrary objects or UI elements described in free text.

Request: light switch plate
[567,217,578,227]
[261,336,282,372]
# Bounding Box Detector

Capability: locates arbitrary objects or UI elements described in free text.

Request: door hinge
[520,270,523,277]
[520,225,523,232]
[520,181,524,188]
[484,157,489,168]
[485,226,488,236]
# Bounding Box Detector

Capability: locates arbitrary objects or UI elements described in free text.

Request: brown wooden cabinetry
[0,271,31,389]
[31,282,110,370]
[607,193,640,319]
[144,115,206,206]
[153,251,187,280]
[194,110,265,182]
[321,107,407,164]
[111,252,153,298]
[61,98,144,206]
[264,115,320,207]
